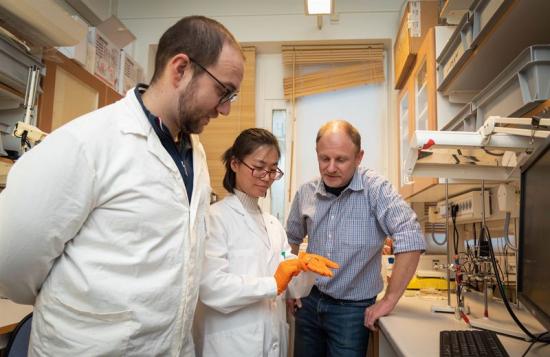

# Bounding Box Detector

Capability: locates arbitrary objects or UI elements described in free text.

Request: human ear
[230,157,239,173]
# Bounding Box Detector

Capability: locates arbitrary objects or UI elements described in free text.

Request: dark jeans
[294,286,376,357]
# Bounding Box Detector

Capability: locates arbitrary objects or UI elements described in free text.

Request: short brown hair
[222,128,281,193]
[316,120,361,152]
[150,16,243,84]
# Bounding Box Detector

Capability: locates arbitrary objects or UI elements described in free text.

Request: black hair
[222,128,280,193]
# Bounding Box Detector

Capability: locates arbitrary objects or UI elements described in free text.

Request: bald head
[315,120,364,188]
[316,120,361,153]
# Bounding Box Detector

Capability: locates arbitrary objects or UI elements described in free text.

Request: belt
[310,285,376,304]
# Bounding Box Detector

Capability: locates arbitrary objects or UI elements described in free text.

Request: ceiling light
[305,0,333,15]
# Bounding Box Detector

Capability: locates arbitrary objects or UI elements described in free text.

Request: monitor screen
[518,135,550,332]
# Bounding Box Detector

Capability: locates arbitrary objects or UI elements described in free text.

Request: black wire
[522,339,537,356]
[522,332,550,356]
[485,225,539,340]
[451,204,459,255]
[483,148,505,156]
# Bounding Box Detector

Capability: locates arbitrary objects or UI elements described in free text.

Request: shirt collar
[134,83,192,147]
[315,168,364,197]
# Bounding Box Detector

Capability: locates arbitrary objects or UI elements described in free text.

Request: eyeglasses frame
[188,57,239,105]
[239,160,284,180]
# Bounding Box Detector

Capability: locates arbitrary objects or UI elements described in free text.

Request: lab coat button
[272,343,278,349]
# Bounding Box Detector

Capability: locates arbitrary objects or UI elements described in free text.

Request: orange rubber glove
[274,259,302,295]
[298,252,340,277]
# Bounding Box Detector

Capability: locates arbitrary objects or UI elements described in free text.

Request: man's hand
[286,298,302,316]
[363,298,396,331]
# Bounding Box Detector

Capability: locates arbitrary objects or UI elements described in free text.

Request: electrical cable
[503,212,518,251]
[485,225,542,341]
[430,222,446,245]
[451,204,459,255]
[522,332,549,356]
[483,148,505,156]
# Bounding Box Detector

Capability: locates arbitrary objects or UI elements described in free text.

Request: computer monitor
[517,135,550,332]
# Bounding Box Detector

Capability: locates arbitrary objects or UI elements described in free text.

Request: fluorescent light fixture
[305,0,333,15]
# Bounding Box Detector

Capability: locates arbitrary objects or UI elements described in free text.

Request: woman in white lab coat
[194,128,338,357]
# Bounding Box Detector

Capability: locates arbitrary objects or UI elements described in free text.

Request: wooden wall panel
[199,47,256,199]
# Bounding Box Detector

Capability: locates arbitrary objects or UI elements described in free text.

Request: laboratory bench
[376,291,549,356]
[0,298,32,349]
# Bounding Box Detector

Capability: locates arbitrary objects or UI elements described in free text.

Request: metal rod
[445,178,451,305]
[481,179,489,318]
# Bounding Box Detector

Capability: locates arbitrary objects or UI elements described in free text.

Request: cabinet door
[38,50,122,133]
[410,28,438,195]
[398,77,414,198]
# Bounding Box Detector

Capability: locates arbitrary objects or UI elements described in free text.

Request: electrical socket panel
[433,190,491,223]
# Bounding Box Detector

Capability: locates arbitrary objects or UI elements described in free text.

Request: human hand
[274,259,302,295]
[298,252,340,277]
[286,298,302,316]
[363,298,396,331]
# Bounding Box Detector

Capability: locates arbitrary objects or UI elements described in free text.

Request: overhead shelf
[0,0,88,48]
[437,0,550,98]
[405,116,550,181]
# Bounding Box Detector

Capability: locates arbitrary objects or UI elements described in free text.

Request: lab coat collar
[119,87,153,137]
[224,195,273,250]
[118,87,206,209]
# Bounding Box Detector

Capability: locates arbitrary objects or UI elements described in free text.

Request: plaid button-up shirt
[286,167,425,300]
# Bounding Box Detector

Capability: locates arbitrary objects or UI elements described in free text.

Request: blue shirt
[134,84,194,201]
[286,167,425,300]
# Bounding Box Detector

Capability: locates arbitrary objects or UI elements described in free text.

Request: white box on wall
[118,51,144,94]
[56,15,88,66]
[88,27,120,89]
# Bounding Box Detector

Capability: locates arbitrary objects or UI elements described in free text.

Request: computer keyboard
[440,330,509,357]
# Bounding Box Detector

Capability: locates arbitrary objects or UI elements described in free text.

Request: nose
[326,160,337,173]
[260,173,272,182]
[216,100,231,116]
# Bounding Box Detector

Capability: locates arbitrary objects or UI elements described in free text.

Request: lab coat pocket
[43,296,138,355]
[202,321,264,357]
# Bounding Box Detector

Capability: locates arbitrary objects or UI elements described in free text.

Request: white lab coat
[194,194,295,357]
[0,89,211,356]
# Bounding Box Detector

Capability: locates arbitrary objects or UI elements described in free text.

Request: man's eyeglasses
[189,57,239,105]
[240,161,284,180]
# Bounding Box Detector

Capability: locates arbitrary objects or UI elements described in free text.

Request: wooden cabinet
[398,27,462,199]
[38,50,122,133]
[397,76,414,198]
[393,0,439,89]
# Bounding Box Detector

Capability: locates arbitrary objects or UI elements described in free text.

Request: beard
[177,79,213,134]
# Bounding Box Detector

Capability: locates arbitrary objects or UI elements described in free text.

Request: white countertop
[378,292,550,357]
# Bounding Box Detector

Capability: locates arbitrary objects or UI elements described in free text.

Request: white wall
[116,0,405,70]
[294,83,387,186]
[115,0,404,193]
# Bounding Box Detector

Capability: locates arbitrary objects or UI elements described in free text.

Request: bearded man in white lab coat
[0,16,244,356]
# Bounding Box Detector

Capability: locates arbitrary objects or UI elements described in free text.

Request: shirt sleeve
[369,175,426,254]
[199,209,277,315]
[0,130,96,304]
[285,189,306,246]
